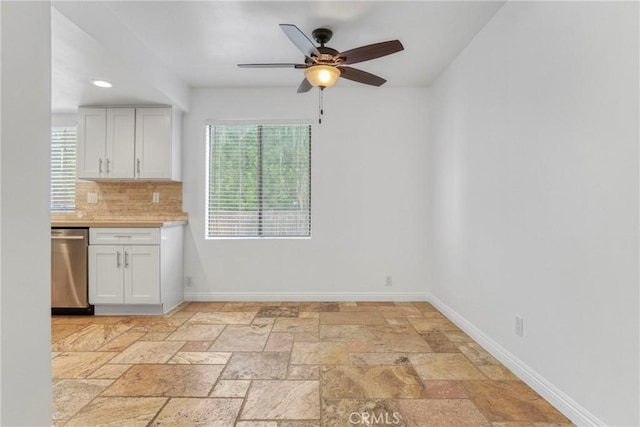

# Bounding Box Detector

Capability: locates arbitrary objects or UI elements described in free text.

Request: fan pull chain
[318,88,324,125]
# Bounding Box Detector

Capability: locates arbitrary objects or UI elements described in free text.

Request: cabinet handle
[117,251,121,268]
[106,158,110,175]
[99,158,103,175]
[136,158,141,176]
[124,251,129,268]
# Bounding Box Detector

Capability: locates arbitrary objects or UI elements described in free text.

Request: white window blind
[51,126,77,211]
[206,124,311,238]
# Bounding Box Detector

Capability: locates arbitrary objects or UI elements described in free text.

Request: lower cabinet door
[89,245,124,304]
[124,245,160,304]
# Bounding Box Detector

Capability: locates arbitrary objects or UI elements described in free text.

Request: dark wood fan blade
[297,78,313,93]
[238,63,307,68]
[280,24,321,59]
[337,40,404,65]
[338,66,387,86]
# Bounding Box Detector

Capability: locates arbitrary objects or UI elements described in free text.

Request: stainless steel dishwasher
[51,228,93,315]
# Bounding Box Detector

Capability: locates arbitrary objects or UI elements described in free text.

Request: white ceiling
[51,1,505,113]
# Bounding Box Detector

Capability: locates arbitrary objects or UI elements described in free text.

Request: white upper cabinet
[77,106,181,181]
[135,108,171,179]
[107,108,135,178]
[77,108,107,179]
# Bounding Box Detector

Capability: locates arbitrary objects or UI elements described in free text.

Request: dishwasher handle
[51,235,86,240]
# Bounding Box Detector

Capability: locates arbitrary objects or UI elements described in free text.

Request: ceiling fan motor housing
[312,28,333,46]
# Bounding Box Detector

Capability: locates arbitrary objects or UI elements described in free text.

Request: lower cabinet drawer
[90,228,160,245]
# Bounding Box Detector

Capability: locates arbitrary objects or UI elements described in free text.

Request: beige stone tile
[291,341,349,365]
[288,365,320,380]
[221,352,289,380]
[491,423,575,427]
[102,364,223,397]
[188,311,256,325]
[372,332,433,353]
[398,399,491,426]
[280,422,321,427]
[180,301,226,311]
[210,380,251,398]
[138,332,171,341]
[52,324,132,352]
[52,379,114,420]
[152,398,243,426]
[166,323,226,341]
[52,352,117,379]
[459,342,501,366]
[253,316,276,326]
[168,351,231,365]
[347,341,376,352]
[319,325,377,341]
[444,332,474,344]
[321,365,425,399]
[461,381,572,423]
[236,422,278,427]
[422,380,468,399]
[410,354,486,380]
[299,302,340,312]
[89,364,132,379]
[97,332,146,352]
[51,324,87,343]
[109,341,185,364]
[420,332,461,353]
[209,324,271,352]
[294,331,320,342]
[349,353,411,365]
[319,312,387,325]
[384,316,412,326]
[272,317,318,334]
[256,306,299,318]
[379,306,424,317]
[240,380,320,420]
[180,340,213,351]
[298,312,320,319]
[478,365,520,380]
[264,332,294,352]
[408,317,461,333]
[322,399,404,427]
[65,397,167,426]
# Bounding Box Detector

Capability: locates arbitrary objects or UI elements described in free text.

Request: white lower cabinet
[89,245,160,305]
[88,226,184,315]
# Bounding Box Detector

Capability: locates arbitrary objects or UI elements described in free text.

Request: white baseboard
[184,291,429,302]
[426,293,606,427]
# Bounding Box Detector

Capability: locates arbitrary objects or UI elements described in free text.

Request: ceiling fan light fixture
[304,65,340,89]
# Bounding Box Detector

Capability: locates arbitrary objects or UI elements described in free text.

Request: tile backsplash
[72,181,185,220]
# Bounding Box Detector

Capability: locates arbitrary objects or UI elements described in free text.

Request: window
[50,126,77,211]
[206,123,311,238]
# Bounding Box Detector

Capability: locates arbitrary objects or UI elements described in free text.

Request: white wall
[427,2,638,425]
[0,2,52,425]
[183,87,429,300]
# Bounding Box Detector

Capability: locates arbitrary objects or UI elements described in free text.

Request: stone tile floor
[52,301,574,426]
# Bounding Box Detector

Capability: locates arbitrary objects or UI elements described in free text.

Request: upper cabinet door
[106,108,135,178]
[135,108,172,179]
[77,108,107,179]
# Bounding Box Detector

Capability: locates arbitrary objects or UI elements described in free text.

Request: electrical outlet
[515,316,524,337]
[152,192,160,203]
[87,192,98,204]
[185,277,193,288]
[385,276,392,287]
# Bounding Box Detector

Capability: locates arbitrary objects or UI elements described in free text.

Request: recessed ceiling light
[91,80,112,88]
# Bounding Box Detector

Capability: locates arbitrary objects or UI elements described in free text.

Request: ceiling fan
[238,24,404,93]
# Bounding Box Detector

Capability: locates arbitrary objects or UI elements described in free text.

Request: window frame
[205,120,313,240]
[50,123,77,212]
